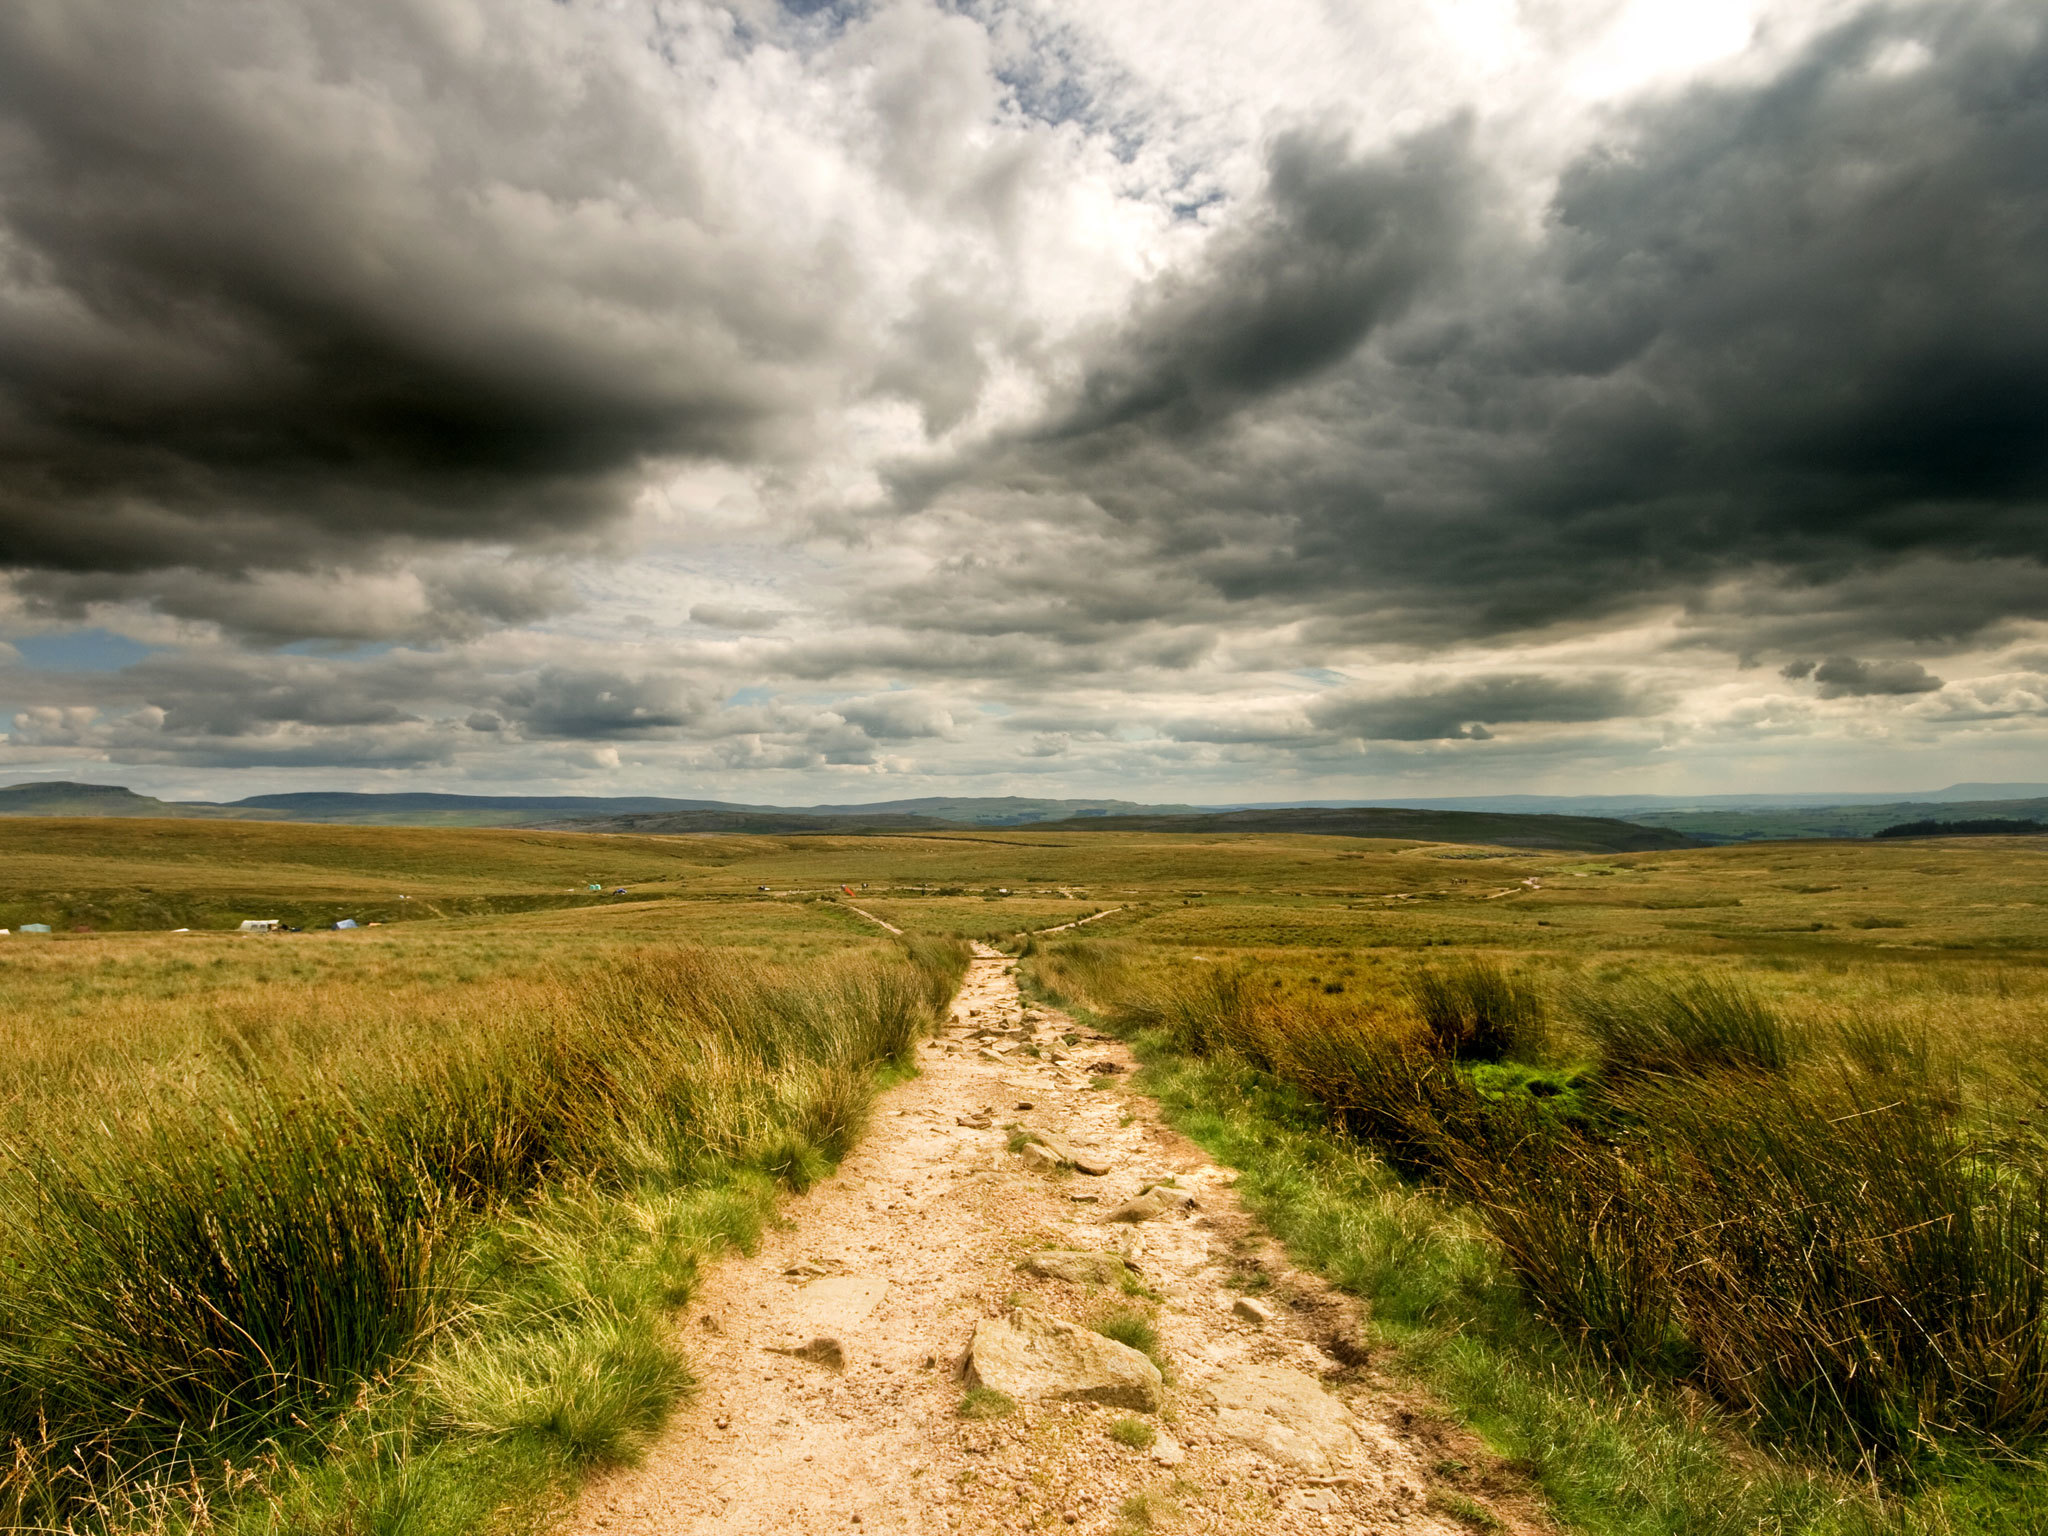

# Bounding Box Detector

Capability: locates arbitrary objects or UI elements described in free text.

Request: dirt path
[1033,906,1123,935]
[565,950,1532,1536]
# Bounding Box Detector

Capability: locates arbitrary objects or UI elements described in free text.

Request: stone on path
[1190,1362,1362,1472]
[770,1336,847,1372]
[1104,1186,1192,1224]
[1231,1295,1276,1325]
[1025,1130,1114,1176]
[1023,1250,1132,1286]
[964,1307,1165,1412]
[794,1275,887,1334]
[1018,1141,1062,1173]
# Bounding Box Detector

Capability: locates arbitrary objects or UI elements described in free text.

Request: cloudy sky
[1,0,2045,803]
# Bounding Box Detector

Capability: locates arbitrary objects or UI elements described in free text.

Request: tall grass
[1032,938,2048,1475]
[1407,957,1547,1061]
[0,936,967,1526]
[1576,973,1789,1078]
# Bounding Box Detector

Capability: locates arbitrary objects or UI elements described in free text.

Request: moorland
[4,816,2047,1533]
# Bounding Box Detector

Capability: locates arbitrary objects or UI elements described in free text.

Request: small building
[238,919,281,933]
[20,924,50,934]
[334,918,358,930]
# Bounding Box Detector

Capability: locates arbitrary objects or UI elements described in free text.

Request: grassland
[0,843,966,1533]
[993,836,2048,1535]
[9,817,2048,1533]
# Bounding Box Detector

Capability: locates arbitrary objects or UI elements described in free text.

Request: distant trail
[844,903,903,934]
[1033,905,1124,936]
[563,948,1520,1536]
[842,903,1124,938]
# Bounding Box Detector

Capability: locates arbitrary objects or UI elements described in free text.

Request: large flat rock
[964,1307,1165,1412]
[1104,1186,1193,1224]
[1023,1249,1132,1285]
[1190,1362,1362,1472]
[793,1274,888,1332]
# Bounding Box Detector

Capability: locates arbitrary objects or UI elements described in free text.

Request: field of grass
[10,817,2048,1533]
[1001,836,2048,1535]
[0,853,965,1533]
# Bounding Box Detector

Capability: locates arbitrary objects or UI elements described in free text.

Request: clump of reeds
[1406,958,1547,1061]
[1036,937,2048,1471]
[0,936,967,1524]
[1576,973,1789,1078]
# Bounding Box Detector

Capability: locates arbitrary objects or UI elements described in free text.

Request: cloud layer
[3,0,2046,796]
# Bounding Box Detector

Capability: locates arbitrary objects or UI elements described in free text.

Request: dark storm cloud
[1049,117,1482,436]
[910,0,2048,660]
[1488,1,2048,572]
[0,645,975,770]
[11,559,576,644]
[501,669,707,739]
[1306,673,1651,741]
[0,0,849,585]
[1150,670,1649,746]
[1803,655,1945,697]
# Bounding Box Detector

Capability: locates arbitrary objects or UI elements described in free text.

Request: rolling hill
[1030,805,1696,852]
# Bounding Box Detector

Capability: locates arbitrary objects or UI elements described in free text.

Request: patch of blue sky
[725,685,777,706]
[12,629,157,672]
[1293,667,1349,686]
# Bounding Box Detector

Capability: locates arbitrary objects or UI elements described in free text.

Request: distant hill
[0,781,186,816]
[6,780,2041,848]
[1624,796,2048,842]
[0,783,1198,830]
[1031,806,1696,852]
[223,791,745,827]
[1221,784,2048,815]
[526,810,986,835]
[1873,817,2048,840]
[769,796,1197,825]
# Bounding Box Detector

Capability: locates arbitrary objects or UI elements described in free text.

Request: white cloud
[2,0,2044,801]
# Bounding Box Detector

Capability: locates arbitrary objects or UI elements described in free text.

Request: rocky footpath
[563,947,1542,1536]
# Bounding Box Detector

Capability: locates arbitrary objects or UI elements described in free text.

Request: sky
[1,0,2045,804]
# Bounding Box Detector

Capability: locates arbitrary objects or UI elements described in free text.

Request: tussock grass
[1407,957,1548,1061]
[958,1387,1016,1420]
[1089,1309,1166,1375]
[1576,972,1789,1078]
[1108,1416,1156,1449]
[0,935,967,1529]
[1030,936,2048,1527]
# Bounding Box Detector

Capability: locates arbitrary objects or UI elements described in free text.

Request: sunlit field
[0,825,967,1531]
[1009,835,2048,1535]
[8,817,2048,1533]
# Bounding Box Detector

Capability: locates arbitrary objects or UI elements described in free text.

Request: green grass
[1432,1486,1509,1531]
[0,925,967,1531]
[1407,956,1548,1060]
[1027,947,2048,1534]
[17,816,2048,1530]
[1108,1416,1156,1450]
[1088,1309,1166,1375]
[958,1387,1017,1420]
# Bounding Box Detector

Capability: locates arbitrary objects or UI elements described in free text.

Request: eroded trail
[566,950,1524,1536]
